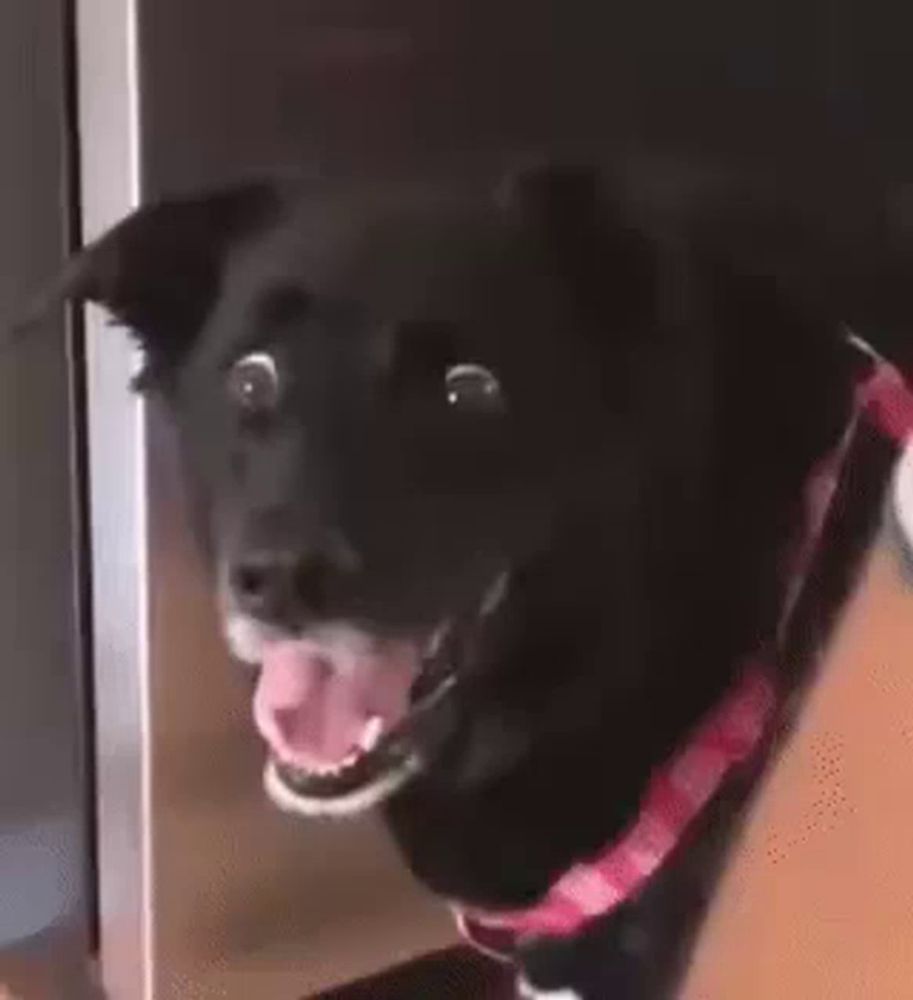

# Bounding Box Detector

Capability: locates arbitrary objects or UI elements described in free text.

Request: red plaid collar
[454,338,913,956]
[455,665,775,954]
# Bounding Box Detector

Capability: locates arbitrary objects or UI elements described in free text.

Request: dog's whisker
[481,571,510,617]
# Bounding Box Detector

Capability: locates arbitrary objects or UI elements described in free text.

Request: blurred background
[1,0,912,996]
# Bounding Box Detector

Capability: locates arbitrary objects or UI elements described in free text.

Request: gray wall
[0,0,91,975]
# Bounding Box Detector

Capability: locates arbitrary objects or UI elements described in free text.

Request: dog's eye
[227,352,281,414]
[444,363,503,413]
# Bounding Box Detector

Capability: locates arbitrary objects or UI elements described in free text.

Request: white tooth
[481,572,509,617]
[359,715,385,752]
[341,749,360,768]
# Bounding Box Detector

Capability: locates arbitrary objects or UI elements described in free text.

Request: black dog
[51,166,879,997]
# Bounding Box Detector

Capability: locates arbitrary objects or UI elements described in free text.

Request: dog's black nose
[230,549,338,623]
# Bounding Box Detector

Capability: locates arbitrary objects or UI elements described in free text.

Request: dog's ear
[498,163,656,330]
[39,181,280,389]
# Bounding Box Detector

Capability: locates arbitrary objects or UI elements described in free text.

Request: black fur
[50,165,899,997]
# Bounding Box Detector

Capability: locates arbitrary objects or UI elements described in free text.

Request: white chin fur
[516,978,582,1000]
[263,755,422,818]
[223,612,374,667]
[223,612,272,664]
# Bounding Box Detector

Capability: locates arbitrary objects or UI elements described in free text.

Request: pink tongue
[253,637,420,770]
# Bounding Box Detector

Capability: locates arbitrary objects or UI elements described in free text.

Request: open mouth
[248,573,509,817]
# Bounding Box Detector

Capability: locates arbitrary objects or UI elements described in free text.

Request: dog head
[52,168,841,823]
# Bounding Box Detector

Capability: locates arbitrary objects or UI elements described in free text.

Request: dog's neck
[384,626,741,909]
[383,504,778,909]
[384,503,765,908]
